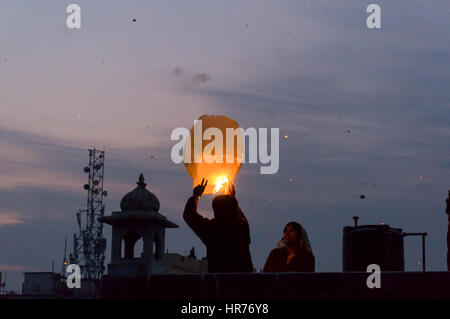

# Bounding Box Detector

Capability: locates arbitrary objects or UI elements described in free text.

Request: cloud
[171,67,211,87]
[172,66,184,77]
[0,264,42,272]
[192,73,211,84]
[0,264,27,271]
[0,209,24,227]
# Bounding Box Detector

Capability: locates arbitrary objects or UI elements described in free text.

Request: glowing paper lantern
[184,115,244,195]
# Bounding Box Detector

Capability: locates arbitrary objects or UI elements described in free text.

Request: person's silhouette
[183,179,253,272]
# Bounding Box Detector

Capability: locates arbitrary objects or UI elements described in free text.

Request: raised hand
[227,182,236,197]
[193,179,208,198]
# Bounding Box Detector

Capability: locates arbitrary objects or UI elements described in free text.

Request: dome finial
[137,173,147,188]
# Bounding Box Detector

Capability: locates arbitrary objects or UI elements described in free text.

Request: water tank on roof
[343,217,405,272]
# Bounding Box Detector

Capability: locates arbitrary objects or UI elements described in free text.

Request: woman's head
[283,222,303,247]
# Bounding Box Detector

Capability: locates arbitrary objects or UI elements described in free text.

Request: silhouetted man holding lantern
[183,179,254,273]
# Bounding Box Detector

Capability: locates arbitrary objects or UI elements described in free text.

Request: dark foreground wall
[101,272,450,299]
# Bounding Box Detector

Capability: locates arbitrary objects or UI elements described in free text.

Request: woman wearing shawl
[263,222,315,272]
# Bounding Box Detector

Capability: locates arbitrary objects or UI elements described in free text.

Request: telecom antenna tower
[69,149,108,280]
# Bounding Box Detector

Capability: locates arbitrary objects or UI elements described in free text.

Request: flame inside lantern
[213,176,229,194]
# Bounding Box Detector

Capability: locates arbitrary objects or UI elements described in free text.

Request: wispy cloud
[0,209,24,227]
[0,264,41,272]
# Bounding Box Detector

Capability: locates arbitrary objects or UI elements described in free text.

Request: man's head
[212,195,238,221]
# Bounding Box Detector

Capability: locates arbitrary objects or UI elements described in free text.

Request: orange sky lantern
[184,115,244,195]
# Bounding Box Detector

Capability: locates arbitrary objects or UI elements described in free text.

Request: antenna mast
[69,149,108,280]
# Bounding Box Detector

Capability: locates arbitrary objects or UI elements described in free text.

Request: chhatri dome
[101,173,178,277]
[120,174,160,212]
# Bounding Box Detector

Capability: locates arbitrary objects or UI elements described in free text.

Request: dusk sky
[0,1,448,291]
